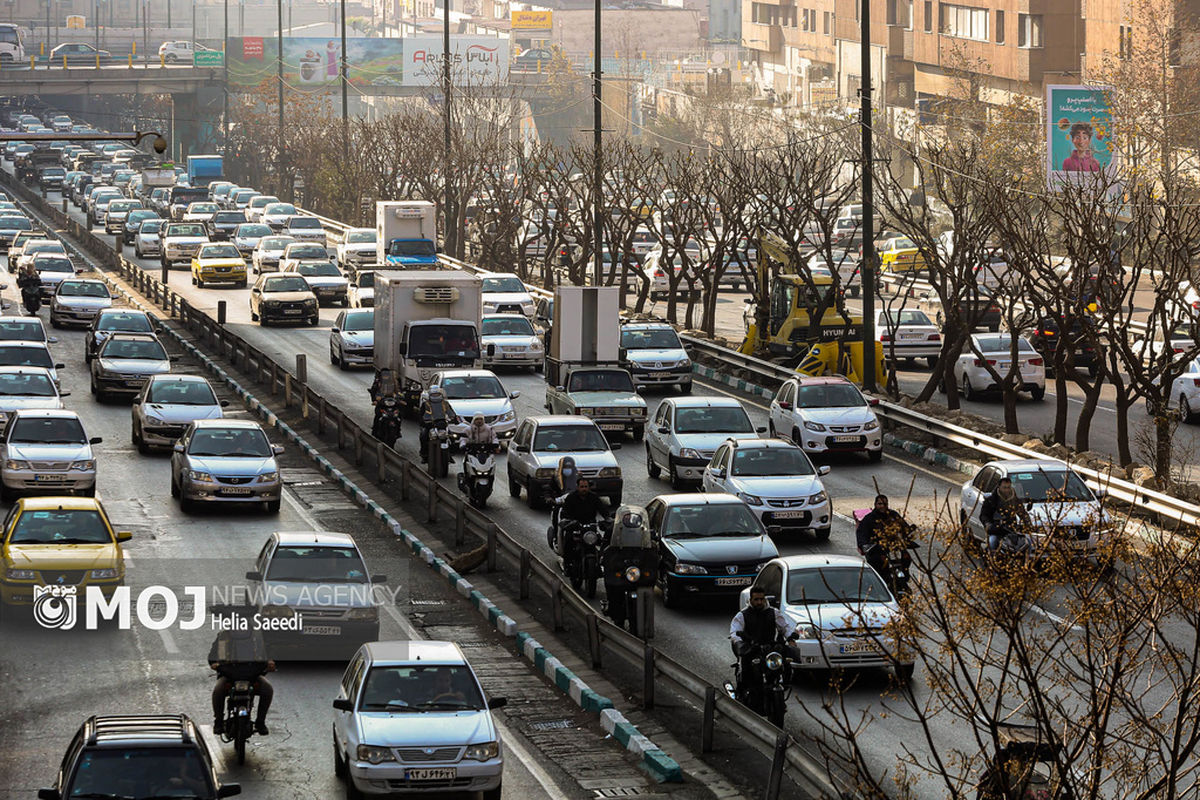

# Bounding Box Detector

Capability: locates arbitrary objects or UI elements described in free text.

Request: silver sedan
[171,419,283,513]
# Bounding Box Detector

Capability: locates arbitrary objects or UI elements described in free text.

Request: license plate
[407,768,457,780]
[303,625,341,636]
[33,474,66,482]
[839,641,881,654]
[715,576,752,587]
[219,487,253,495]
[899,332,923,339]
[833,435,860,443]
[283,308,302,314]
[503,353,525,359]
[125,380,143,387]
[997,361,1010,369]
[599,423,625,431]
[772,510,807,519]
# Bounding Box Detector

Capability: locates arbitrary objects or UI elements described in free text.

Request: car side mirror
[217,785,242,799]
[488,696,508,710]
[371,574,387,583]
[116,531,132,542]
[657,425,669,434]
[818,465,831,476]
[47,336,57,343]
[219,400,230,407]
[89,437,102,444]
[245,570,262,581]
[712,467,726,479]
[513,444,529,453]
[755,426,767,433]
[172,443,185,453]
[509,390,520,399]
[272,444,284,456]
[396,342,407,356]
[635,386,646,393]
[332,698,354,711]
[555,385,565,392]
[251,288,260,293]
[330,326,340,333]
[53,362,64,370]
[60,391,71,397]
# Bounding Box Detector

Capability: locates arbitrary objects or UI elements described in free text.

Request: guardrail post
[283,373,292,408]
[454,503,466,546]
[61,197,67,213]
[643,643,655,709]
[114,235,122,254]
[161,262,169,285]
[702,687,716,752]
[376,442,387,483]
[587,613,602,669]
[318,397,327,434]
[353,427,363,465]
[764,734,789,800]
[269,362,278,396]
[638,586,655,640]
[400,460,411,500]
[216,300,226,325]
[335,406,343,448]
[295,355,307,417]
[486,523,498,572]
[519,549,531,599]
[427,480,438,522]
[552,579,564,631]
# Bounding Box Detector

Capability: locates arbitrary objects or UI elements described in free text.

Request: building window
[995,9,1004,43]
[924,0,932,31]
[1119,24,1131,59]
[939,3,989,40]
[887,0,912,27]
[1017,13,1042,47]
[824,10,832,33]
[906,0,914,29]
[751,2,782,24]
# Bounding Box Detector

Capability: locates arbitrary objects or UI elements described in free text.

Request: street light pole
[443,0,452,256]
[591,0,602,287]
[277,0,285,198]
[340,0,348,159]
[858,0,876,393]
[223,0,229,152]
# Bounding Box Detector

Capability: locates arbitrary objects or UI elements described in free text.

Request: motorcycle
[853,508,918,599]
[424,419,451,478]
[20,282,40,315]
[600,506,658,637]
[372,395,403,449]
[458,441,496,509]
[560,518,605,598]
[723,636,793,728]
[546,457,580,551]
[219,679,258,765]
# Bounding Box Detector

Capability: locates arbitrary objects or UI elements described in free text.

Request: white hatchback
[768,376,882,461]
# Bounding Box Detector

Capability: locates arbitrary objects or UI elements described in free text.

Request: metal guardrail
[8,178,844,800]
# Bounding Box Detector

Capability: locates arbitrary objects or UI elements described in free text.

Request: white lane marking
[1029,604,1083,633]
[158,629,180,654]
[281,483,323,530]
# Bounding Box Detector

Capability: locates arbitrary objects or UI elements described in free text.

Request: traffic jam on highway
[3,101,1194,800]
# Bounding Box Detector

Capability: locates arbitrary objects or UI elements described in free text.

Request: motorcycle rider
[208,607,275,736]
[368,367,397,404]
[554,476,608,558]
[980,477,1032,552]
[464,412,499,449]
[729,587,798,699]
[372,394,402,444]
[16,264,41,315]
[419,385,453,464]
[547,456,580,550]
[855,494,915,583]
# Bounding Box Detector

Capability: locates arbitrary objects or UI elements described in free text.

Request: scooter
[20,283,41,315]
[372,395,403,449]
[458,442,496,508]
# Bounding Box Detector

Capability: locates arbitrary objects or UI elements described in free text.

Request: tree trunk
[1001,376,1019,434]
[1072,376,1103,453]
[1154,412,1173,483]
[1053,369,1069,445]
[1107,353,1133,467]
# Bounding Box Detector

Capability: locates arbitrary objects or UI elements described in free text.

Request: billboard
[511,10,552,31]
[223,36,406,90]
[1046,84,1118,190]
[402,36,509,87]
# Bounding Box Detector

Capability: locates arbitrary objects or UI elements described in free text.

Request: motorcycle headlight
[863,419,879,431]
[356,745,396,764]
[582,530,599,546]
[90,567,119,579]
[598,466,621,478]
[803,421,826,432]
[5,568,35,580]
[624,566,641,582]
[70,460,96,471]
[499,410,515,422]
[673,562,707,575]
[678,448,702,460]
[764,652,784,671]
[737,491,762,506]
[809,491,827,504]
[258,471,279,483]
[4,459,29,470]
[186,470,214,482]
[465,741,499,761]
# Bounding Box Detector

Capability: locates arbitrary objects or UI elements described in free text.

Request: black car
[85,308,158,362]
[38,166,65,191]
[206,210,248,241]
[918,284,1002,332]
[38,714,240,800]
[1026,315,1099,377]
[645,494,779,608]
[48,43,112,64]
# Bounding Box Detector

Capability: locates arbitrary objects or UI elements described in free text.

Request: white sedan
[876,309,941,367]
[1166,357,1200,422]
[953,333,1046,401]
[480,314,542,369]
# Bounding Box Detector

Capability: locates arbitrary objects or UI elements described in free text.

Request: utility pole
[443,0,452,256]
[858,0,877,393]
[277,0,285,199]
[591,0,602,287]
[223,0,229,152]
[340,0,348,159]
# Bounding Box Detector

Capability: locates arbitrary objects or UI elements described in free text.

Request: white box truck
[376,200,439,267]
[374,270,484,410]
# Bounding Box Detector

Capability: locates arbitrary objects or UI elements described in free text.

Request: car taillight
[973,358,997,367]
[1175,348,1185,354]
[1040,329,1055,336]
[1193,378,1200,387]
[1029,358,1044,367]
[653,269,665,278]
[880,334,891,342]
[926,333,941,341]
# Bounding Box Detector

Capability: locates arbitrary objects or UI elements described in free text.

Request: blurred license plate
[303,625,340,636]
[772,510,806,519]
[840,641,881,654]
[900,332,923,339]
[599,423,625,431]
[833,435,859,443]
[219,487,253,495]
[34,475,66,482]
[407,768,456,780]
[997,361,1010,369]
[715,576,752,587]
[503,353,525,359]
[125,380,143,387]
[283,309,302,314]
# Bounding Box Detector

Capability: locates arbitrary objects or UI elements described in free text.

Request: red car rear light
[973,358,998,367]
[880,334,891,342]
[1193,378,1200,387]
[1029,358,1044,366]
[926,333,941,341]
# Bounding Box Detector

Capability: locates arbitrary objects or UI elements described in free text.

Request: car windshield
[289,217,321,229]
[97,312,152,332]
[263,237,294,250]
[145,380,216,406]
[389,240,436,257]
[341,310,373,331]
[188,203,217,212]
[108,201,137,211]
[533,424,609,452]
[1009,469,1094,503]
[35,258,73,273]
[567,370,635,393]
[126,211,156,224]
[266,203,296,215]
[296,262,339,277]
[883,310,933,326]
[237,224,271,237]
[661,504,762,537]
[0,346,52,369]
[200,244,240,259]
[42,168,65,177]
[787,566,892,605]
[288,244,327,259]
[0,373,55,396]
[139,220,161,232]
[481,317,533,336]
[675,406,753,434]
[101,338,167,360]
[58,281,109,298]
[731,447,815,477]
[347,230,375,243]
[0,217,31,230]
[64,747,213,797]
[188,428,271,457]
[9,509,110,544]
[622,329,681,349]
[795,384,865,409]
[166,224,205,237]
[441,375,504,399]
[266,545,369,583]
[358,665,485,711]
[975,336,1035,354]
[9,416,85,444]
[214,212,245,223]
[0,321,44,341]
[482,276,525,293]
[410,325,479,358]
[264,276,310,293]
[356,272,376,288]
[888,237,916,250]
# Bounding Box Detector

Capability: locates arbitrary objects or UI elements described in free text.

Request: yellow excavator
[739,231,883,386]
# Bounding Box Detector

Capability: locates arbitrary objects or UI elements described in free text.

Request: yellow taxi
[190,241,248,289]
[0,497,130,607]
[878,236,927,273]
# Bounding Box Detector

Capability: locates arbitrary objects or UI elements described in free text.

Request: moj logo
[31,586,208,631]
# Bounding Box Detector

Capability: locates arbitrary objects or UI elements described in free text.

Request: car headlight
[535,467,555,479]
[624,566,641,582]
[499,410,515,422]
[673,562,707,575]
[345,606,378,621]
[531,340,543,351]
[90,567,119,579]
[70,460,96,471]
[764,652,784,671]
[678,448,702,460]
[809,491,827,504]
[263,299,280,307]
[577,407,593,416]
[863,419,879,431]
[465,741,499,761]
[304,298,317,306]
[803,421,826,432]
[356,745,396,764]
[795,623,820,640]
[737,491,762,506]
[186,470,213,482]
[633,407,647,417]
[676,358,692,368]
[4,459,29,470]
[258,471,279,483]
[5,568,36,580]
[598,466,621,478]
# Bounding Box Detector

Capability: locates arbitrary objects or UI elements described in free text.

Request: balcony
[744,21,785,52]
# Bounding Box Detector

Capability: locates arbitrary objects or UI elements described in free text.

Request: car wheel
[0,484,15,504]
[250,310,259,322]
[660,575,678,609]
[134,423,151,455]
[768,421,776,438]
[895,663,916,684]
[238,280,247,289]
[646,446,661,479]
[791,428,802,446]
[1181,395,1196,423]
[508,471,521,498]
[309,315,320,326]
[170,475,180,498]
[196,276,204,288]
[179,494,196,513]
[265,498,281,514]
[333,736,348,779]
[482,782,502,800]
[50,314,61,329]
[80,485,96,498]
[678,380,692,394]
[868,448,883,463]
[1030,386,1046,401]
[632,423,644,441]
[813,526,831,542]
[330,346,340,366]
[925,356,938,369]
[166,53,179,63]
[260,315,270,327]
[669,457,687,491]
[526,479,543,510]
[962,375,976,401]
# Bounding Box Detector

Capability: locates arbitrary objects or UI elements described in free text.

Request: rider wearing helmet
[419,385,452,464]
